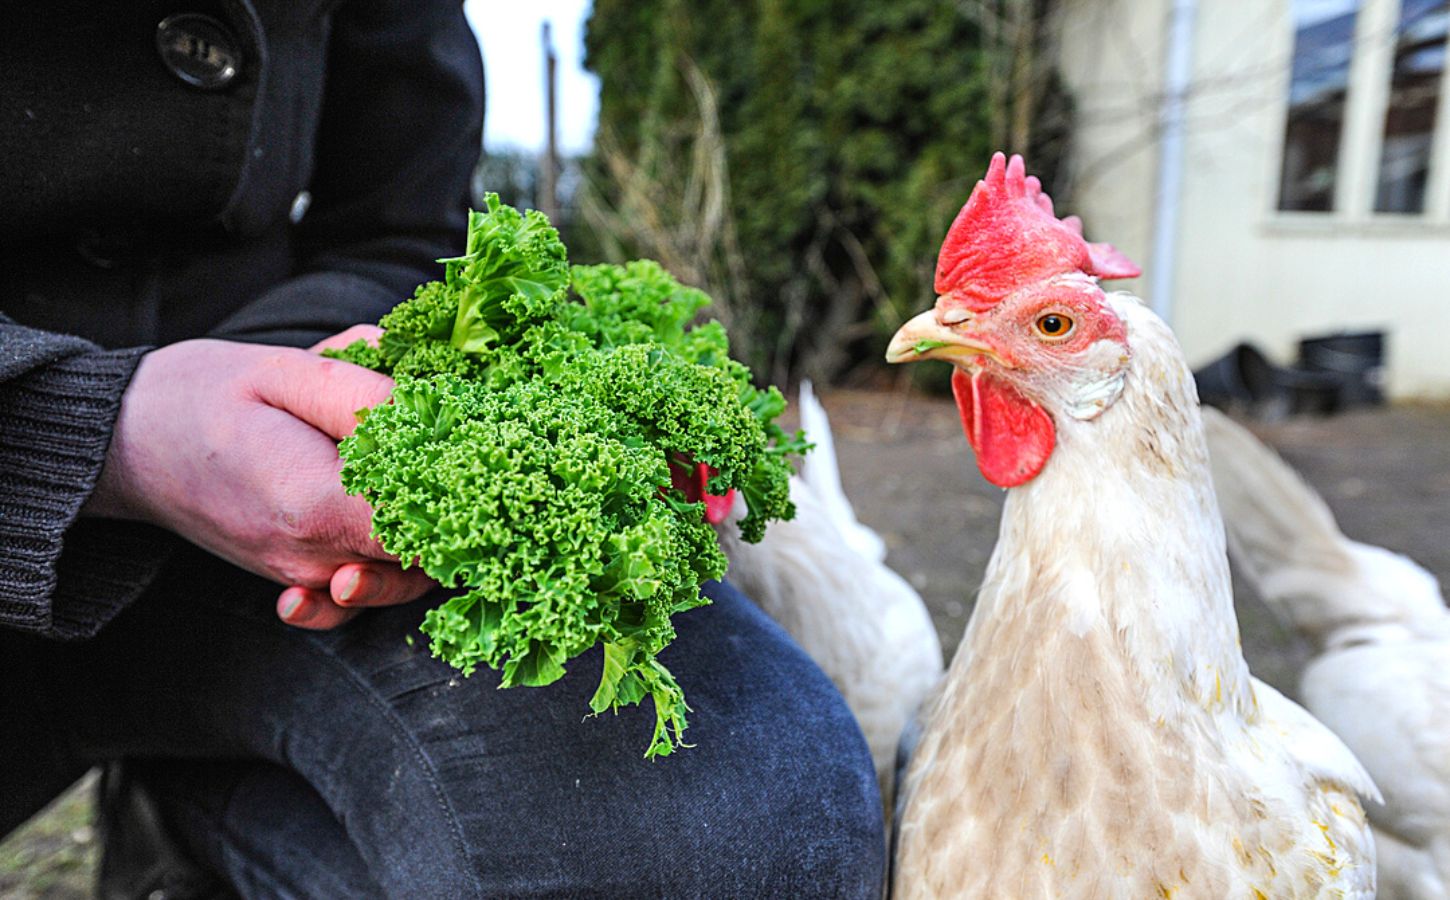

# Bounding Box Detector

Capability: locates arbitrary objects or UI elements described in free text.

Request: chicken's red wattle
[951,368,1055,488]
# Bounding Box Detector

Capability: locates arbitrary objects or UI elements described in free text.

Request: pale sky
[464,0,601,155]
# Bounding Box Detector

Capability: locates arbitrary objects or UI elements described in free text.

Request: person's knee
[714,730,886,896]
[646,582,887,895]
[550,675,885,898]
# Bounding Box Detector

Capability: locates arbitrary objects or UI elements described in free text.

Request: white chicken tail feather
[797,380,888,563]
[1203,407,1448,638]
[1202,407,1352,587]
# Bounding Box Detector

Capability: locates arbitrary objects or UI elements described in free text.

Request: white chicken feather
[714,381,943,812]
[1205,406,1450,899]
[795,379,889,563]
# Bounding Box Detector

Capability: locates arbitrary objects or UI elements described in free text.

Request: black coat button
[155,14,241,90]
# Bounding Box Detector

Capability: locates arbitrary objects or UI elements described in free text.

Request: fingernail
[279,589,307,621]
[339,570,362,602]
[340,570,375,604]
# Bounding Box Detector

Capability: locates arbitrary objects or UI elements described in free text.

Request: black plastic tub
[1193,342,1280,409]
[1273,366,1343,416]
[1298,331,1386,408]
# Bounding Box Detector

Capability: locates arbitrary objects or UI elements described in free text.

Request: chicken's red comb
[934,153,1140,312]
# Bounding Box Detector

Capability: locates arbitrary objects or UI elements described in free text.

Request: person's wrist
[82,348,160,523]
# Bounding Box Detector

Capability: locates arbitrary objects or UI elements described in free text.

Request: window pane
[1374,0,1448,213]
[1279,0,1361,212]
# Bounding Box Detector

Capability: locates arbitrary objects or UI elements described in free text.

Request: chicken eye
[1034,313,1074,340]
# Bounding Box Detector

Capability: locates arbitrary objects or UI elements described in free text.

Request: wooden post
[541,20,559,221]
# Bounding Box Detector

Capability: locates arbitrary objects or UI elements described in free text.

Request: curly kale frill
[330,194,807,757]
[339,368,725,755]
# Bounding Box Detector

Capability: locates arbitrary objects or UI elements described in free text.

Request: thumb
[249,348,395,441]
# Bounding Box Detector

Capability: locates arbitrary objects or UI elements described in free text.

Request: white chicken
[714,382,943,811]
[1204,406,1450,899]
[884,152,1379,898]
[795,379,890,564]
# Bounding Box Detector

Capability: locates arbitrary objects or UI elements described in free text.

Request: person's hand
[87,325,434,629]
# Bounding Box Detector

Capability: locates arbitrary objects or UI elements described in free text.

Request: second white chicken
[1205,406,1450,900]
[715,382,943,813]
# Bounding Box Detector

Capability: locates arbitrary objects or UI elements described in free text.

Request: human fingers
[329,562,436,608]
[309,324,385,354]
[249,347,395,440]
[277,585,361,631]
[323,490,402,563]
[235,403,395,567]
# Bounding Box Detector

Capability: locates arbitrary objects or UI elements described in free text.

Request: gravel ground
[3,390,1446,895]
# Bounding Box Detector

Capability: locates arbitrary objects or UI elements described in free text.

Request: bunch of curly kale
[329,195,807,757]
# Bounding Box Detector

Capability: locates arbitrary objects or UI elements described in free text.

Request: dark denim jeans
[1,547,884,898]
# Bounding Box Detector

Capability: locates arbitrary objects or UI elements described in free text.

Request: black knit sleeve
[0,317,175,639]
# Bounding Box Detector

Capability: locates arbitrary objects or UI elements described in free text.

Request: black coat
[1,0,484,349]
[0,0,484,638]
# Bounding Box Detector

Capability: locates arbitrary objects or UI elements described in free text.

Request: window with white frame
[1374,0,1447,212]
[1278,0,1450,215]
[1279,1,1361,211]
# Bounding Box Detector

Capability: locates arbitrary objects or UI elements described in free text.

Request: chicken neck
[956,295,1254,730]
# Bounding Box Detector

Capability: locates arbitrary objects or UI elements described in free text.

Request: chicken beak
[885,306,997,366]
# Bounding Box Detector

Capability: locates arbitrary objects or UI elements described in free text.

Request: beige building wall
[1053,0,1450,398]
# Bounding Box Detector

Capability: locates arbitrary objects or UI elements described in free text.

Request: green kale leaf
[334,195,808,757]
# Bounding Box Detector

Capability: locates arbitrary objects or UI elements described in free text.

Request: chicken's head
[885,153,1140,488]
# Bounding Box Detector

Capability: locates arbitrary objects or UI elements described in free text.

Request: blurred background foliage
[573,0,1072,386]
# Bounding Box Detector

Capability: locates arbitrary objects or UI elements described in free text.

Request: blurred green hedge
[582,0,1070,386]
